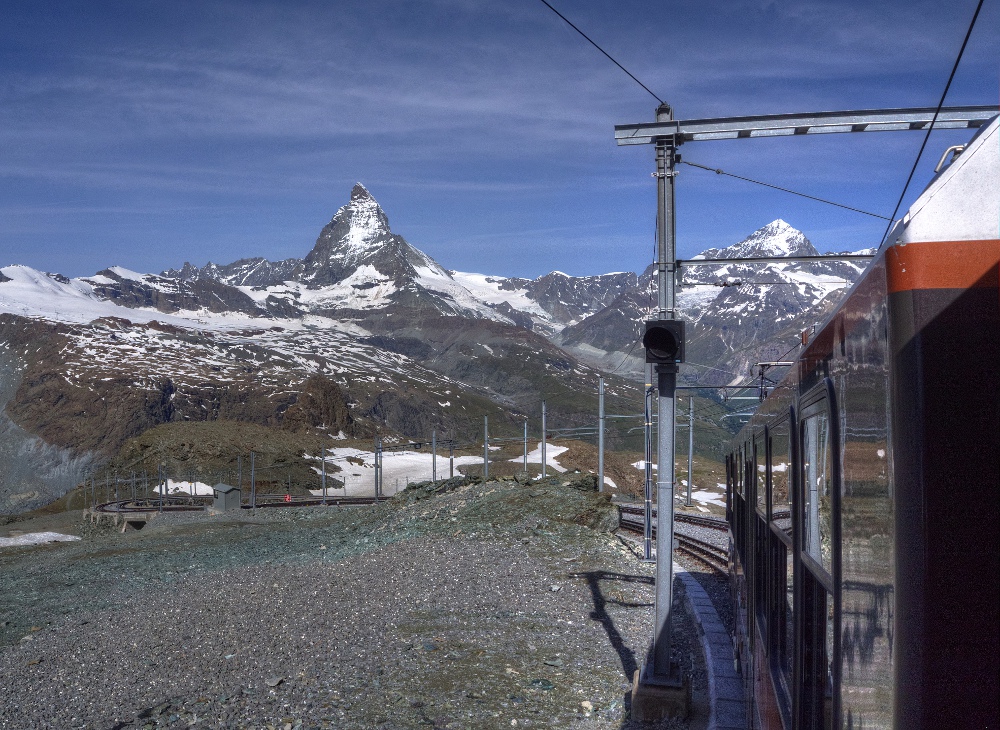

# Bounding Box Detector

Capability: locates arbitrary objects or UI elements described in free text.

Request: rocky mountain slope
[0,184,867,511]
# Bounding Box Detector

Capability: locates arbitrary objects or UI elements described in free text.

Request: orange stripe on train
[886,239,1000,293]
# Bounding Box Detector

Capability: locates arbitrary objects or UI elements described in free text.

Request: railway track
[618,509,730,575]
[618,504,789,530]
[94,495,380,513]
[95,497,208,513]
[248,496,380,508]
[618,504,729,531]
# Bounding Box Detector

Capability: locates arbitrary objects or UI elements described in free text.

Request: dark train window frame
[755,432,768,519]
[796,380,842,730]
[726,453,734,527]
[753,430,768,648]
[799,394,836,590]
[768,409,795,724]
[736,444,748,565]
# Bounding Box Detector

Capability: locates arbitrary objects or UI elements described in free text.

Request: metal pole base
[631,663,689,722]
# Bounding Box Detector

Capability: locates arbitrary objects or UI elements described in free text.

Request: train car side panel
[886,239,1000,729]
[828,256,894,729]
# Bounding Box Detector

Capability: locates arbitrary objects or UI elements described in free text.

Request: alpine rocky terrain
[0,184,866,510]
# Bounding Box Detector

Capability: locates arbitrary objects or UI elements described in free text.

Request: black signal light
[643,319,685,364]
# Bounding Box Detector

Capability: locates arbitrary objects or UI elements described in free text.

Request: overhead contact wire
[879,0,985,246]
[536,0,664,104]
[679,160,891,220]
[610,337,642,375]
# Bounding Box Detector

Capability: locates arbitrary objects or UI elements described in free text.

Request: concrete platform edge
[674,561,746,730]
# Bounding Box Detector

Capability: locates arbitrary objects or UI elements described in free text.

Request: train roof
[885,113,999,246]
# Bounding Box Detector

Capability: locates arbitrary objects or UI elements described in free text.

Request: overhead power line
[679,160,891,220]
[536,0,664,104]
[610,337,642,375]
[880,0,986,246]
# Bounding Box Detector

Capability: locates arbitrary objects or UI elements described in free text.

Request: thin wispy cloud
[1,0,996,277]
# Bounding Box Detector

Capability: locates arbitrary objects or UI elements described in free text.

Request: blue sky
[2,0,997,279]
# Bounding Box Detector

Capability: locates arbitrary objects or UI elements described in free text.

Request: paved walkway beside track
[676,564,745,730]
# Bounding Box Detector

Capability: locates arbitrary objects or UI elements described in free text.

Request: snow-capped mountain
[0,183,868,511]
[695,219,815,260]
[0,186,865,382]
[302,183,441,286]
[155,183,638,332]
[559,219,870,381]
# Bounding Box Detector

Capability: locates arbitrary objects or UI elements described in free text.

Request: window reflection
[756,438,767,515]
[783,542,793,687]
[770,424,791,537]
[802,411,833,574]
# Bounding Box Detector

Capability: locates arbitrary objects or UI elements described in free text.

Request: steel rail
[619,513,729,574]
[93,495,380,513]
[619,504,728,531]
[619,504,790,527]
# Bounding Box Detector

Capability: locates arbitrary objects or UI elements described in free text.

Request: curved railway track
[94,497,208,513]
[618,507,730,575]
[93,495,380,513]
[247,496,379,508]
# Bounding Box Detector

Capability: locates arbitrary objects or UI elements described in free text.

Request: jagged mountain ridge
[157,184,640,332]
[0,186,867,387]
[163,257,304,288]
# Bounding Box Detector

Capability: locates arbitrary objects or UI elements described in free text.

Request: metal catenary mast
[615,104,997,688]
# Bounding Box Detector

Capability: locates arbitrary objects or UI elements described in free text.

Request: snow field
[0,532,81,548]
[510,443,569,473]
[160,480,216,496]
[309,447,482,497]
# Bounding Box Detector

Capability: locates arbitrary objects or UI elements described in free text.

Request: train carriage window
[737,447,745,497]
[826,590,835,726]
[799,570,835,730]
[770,423,792,538]
[734,450,740,500]
[802,410,833,576]
[799,391,838,729]
[727,452,736,534]
[755,435,767,517]
[784,545,794,685]
[736,447,746,563]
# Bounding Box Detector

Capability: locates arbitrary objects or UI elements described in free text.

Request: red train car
[726,114,1000,729]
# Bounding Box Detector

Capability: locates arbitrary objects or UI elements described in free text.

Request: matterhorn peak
[300,184,394,283]
[350,182,373,201]
[300,184,448,289]
[763,219,792,233]
[333,182,391,244]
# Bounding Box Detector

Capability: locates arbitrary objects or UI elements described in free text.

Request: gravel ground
[0,475,706,729]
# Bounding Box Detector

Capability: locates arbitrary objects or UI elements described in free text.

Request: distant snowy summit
[695,219,818,260]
